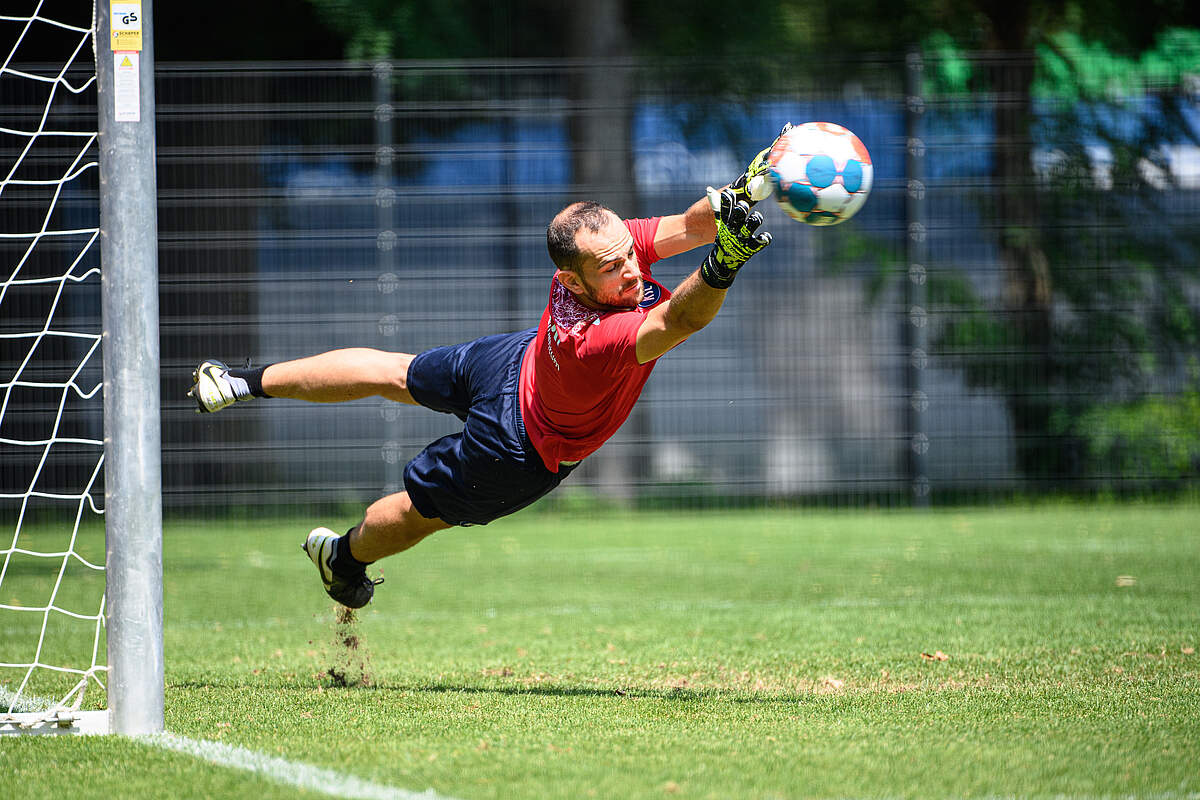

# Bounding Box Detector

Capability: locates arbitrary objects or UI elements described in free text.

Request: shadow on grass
[412,683,816,705]
[171,678,814,705]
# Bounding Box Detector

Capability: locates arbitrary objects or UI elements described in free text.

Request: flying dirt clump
[322,605,373,687]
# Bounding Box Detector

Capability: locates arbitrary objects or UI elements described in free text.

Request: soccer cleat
[302,527,382,609]
[188,360,252,413]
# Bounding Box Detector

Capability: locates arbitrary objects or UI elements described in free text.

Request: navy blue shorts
[403,328,576,526]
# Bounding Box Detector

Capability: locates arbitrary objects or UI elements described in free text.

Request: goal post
[0,0,162,736]
[97,0,163,735]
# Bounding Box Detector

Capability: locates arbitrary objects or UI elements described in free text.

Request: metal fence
[5,55,1198,516]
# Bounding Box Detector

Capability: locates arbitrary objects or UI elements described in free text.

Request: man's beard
[582,276,643,311]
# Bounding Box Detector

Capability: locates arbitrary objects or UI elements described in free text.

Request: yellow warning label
[110,1,143,52]
[113,51,140,122]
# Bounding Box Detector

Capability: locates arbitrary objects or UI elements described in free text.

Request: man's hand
[698,187,772,290]
[730,122,794,206]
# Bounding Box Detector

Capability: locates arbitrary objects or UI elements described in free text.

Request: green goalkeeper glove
[699,186,772,290]
[730,122,794,206]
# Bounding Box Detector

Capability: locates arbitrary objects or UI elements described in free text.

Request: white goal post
[0,0,162,736]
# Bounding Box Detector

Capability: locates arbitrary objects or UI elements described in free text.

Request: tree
[761,0,1200,484]
[920,13,1200,483]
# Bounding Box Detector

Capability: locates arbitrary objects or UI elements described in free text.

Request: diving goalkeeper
[189,126,789,609]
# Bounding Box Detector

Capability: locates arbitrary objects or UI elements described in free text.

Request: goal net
[1,3,107,735]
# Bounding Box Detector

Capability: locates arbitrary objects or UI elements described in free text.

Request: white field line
[141,732,461,800]
[7,687,460,796]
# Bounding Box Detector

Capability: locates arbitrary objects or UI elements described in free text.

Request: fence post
[905,49,930,507]
[373,61,405,497]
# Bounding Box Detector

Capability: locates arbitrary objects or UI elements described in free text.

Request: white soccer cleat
[302,527,382,609]
[188,360,252,413]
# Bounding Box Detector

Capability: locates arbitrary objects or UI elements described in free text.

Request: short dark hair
[546,201,616,273]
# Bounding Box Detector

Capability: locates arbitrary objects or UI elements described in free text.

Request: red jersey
[519,217,671,472]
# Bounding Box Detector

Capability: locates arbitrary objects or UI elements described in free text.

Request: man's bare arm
[634,269,726,364]
[650,194,719,260]
[648,124,793,261]
[635,189,772,364]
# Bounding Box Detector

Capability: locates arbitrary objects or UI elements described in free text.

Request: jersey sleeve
[623,217,662,278]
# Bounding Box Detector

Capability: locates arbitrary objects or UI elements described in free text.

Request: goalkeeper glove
[699,186,772,290]
[730,122,794,206]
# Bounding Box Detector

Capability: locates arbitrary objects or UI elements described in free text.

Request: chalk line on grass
[142,732,461,800]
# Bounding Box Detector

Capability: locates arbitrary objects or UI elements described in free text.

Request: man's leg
[190,348,418,412]
[350,491,452,561]
[263,349,418,404]
[303,491,451,609]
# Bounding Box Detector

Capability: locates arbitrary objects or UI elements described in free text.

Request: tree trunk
[566,0,635,210]
[982,2,1066,484]
[565,0,647,500]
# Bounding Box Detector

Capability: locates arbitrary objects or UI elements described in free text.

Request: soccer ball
[767,122,873,226]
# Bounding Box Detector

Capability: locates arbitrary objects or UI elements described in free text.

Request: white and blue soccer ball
[767,122,873,226]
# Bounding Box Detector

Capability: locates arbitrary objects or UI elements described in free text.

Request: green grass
[3,504,1199,799]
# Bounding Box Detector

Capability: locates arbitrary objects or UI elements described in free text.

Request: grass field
[3,503,1199,799]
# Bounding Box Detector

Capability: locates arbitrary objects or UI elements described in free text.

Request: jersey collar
[549,277,600,335]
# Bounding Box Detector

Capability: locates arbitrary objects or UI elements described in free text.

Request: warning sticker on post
[111,1,142,51]
[114,51,140,122]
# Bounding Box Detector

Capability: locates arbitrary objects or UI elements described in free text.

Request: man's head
[546,201,644,311]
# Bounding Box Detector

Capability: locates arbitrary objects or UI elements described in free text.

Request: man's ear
[555,269,586,296]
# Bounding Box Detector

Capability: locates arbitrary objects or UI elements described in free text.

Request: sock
[226,365,271,398]
[330,528,373,576]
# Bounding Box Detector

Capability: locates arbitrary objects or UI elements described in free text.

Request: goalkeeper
[189,125,790,609]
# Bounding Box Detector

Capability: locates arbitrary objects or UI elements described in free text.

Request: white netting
[0,2,106,729]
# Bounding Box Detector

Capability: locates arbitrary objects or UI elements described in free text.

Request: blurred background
[3,0,1199,520]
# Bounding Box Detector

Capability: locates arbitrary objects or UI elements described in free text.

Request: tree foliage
[925,27,1200,480]
[300,0,576,59]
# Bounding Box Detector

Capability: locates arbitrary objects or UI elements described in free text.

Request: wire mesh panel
[1,3,107,729]
[140,54,1199,516]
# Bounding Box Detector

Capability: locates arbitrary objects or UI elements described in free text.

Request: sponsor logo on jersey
[638,281,662,309]
[545,322,561,371]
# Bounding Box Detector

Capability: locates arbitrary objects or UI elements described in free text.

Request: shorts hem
[401,469,452,526]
